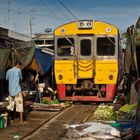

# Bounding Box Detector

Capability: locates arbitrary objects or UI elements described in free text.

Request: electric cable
[57,0,77,20]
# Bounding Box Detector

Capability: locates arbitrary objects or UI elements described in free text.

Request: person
[34,74,42,103]
[6,60,24,123]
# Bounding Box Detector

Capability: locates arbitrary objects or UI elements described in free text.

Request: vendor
[6,60,24,123]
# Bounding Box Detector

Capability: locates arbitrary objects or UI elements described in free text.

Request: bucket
[1,113,8,128]
[0,116,5,128]
[38,83,45,88]
[111,122,121,130]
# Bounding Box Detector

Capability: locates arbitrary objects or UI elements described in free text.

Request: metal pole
[52,56,54,89]
[35,59,42,103]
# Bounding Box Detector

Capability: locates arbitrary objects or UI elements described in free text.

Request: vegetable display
[91,106,117,121]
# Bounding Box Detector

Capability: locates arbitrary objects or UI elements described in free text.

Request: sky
[0,0,140,35]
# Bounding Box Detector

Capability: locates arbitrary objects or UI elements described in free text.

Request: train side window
[57,38,74,56]
[97,37,115,56]
[80,39,91,56]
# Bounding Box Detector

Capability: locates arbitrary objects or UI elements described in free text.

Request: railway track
[23,104,97,140]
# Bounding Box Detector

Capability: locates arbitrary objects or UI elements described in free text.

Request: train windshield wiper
[63,35,76,56]
[105,34,115,46]
[64,35,75,48]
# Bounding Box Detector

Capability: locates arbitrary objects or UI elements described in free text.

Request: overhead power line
[57,0,77,20]
[50,0,71,22]
[39,0,61,23]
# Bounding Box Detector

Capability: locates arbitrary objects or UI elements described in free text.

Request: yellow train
[54,20,120,101]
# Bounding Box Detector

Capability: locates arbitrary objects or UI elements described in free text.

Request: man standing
[6,60,23,123]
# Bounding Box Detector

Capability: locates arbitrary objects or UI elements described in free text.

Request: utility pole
[7,0,11,29]
[29,8,36,37]
[14,23,17,32]
[30,17,35,46]
[17,8,21,32]
[30,19,33,39]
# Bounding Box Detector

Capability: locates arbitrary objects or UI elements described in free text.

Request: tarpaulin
[0,46,35,79]
[0,48,11,79]
[26,58,37,71]
[15,47,35,69]
[35,49,53,75]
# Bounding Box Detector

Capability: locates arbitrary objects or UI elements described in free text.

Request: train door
[77,35,94,79]
[77,36,93,59]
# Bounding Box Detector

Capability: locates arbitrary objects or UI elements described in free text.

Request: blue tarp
[35,49,53,75]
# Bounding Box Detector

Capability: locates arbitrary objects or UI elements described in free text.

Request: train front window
[97,37,115,56]
[57,38,74,56]
[80,39,91,56]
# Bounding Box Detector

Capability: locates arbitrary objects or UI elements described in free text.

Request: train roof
[54,20,119,36]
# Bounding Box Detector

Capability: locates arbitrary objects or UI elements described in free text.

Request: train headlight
[58,74,63,80]
[87,21,92,27]
[78,20,93,29]
[108,74,113,80]
[79,22,84,28]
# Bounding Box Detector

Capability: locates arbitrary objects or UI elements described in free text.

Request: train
[54,20,121,101]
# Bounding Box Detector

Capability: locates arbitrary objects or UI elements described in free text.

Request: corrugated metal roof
[0,27,31,41]
[8,30,31,41]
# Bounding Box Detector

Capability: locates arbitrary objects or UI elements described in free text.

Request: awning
[35,49,53,75]
[0,48,11,79]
